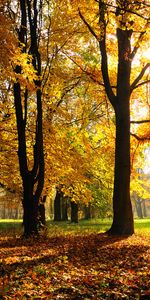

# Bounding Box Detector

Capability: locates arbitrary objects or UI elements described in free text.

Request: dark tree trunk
[61,197,68,221]
[108,29,134,235]
[71,201,78,223]
[109,109,134,234]
[84,204,91,220]
[80,1,149,235]
[54,190,62,221]
[14,0,44,237]
[98,2,134,235]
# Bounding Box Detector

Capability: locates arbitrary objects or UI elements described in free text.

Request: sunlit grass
[134,218,150,235]
[47,218,150,236]
[0,218,149,236]
[47,218,112,236]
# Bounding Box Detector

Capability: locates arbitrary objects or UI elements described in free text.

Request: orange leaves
[0,6,16,68]
[0,232,150,299]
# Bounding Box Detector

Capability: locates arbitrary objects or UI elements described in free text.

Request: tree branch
[105,2,150,20]
[130,63,150,92]
[131,120,150,124]
[62,51,104,86]
[130,133,150,141]
[56,78,81,108]
[78,8,99,41]
[130,31,146,60]
[98,0,116,107]
[131,79,150,90]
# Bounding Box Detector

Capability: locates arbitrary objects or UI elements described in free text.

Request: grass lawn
[48,218,150,235]
[0,218,150,236]
[0,218,150,299]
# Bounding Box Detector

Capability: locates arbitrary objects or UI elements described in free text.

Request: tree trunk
[23,195,38,235]
[108,110,134,234]
[54,189,62,221]
[71,201,78,223]
[61,197,68,221]
[14,0,44,237]
[80,1,148,235]
[107,28,134,235]
[143,200,147,217]
[84,204,91,220]
[98,1,134,235]
[38,196,46,227]
[135,197,143,219]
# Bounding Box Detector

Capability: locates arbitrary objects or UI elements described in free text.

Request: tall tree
[13,0,44,236]
[78,0,150,234]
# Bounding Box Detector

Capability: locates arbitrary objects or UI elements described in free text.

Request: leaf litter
[0,233,149,299]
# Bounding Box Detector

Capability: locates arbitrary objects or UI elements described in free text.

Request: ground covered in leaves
[0,232,150,299]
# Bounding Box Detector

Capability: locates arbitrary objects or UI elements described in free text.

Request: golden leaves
[0,231,150,299]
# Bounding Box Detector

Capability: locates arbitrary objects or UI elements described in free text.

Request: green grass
[0,218,149,236]
[47,218,112,236]
[134,218,150,234]
[0,219,22,236]
[47,218,150,236]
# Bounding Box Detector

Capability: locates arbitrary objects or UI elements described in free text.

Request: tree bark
[61,197,68,221]
[108,109,134,234]
[14,0,44,237]
[98,4,134,234]
[38,196,46,227]
[79,0,144,235]
[71,201,78,223]
[135,198,143,219]
[54,189,62,221]
[84,204,91,220]
[107,28,134,235]
[143,200,147,218]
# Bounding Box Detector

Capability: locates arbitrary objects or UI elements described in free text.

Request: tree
[83,204,91,219]
[38,195,46,227]
[77,0,150,235]
[71,201,78,223]
[54,188,62,221]
[61,196,68,221]
[13,0,44,236]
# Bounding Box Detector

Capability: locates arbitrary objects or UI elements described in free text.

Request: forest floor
[0,221,150,299]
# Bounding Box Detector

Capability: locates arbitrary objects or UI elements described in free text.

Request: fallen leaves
[0,233,149,299]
